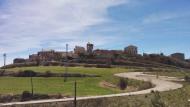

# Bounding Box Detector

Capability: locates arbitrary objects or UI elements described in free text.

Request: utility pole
[64,44,68,82]
[30,76,34,96]
[3,53,6,66]
[74,81,77,107]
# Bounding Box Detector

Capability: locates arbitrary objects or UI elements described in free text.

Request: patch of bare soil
[99,81,117,89]
[99,81,138,92]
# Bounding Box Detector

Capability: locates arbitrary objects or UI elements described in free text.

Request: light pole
[3,53,6,66]
[64,44,68,82]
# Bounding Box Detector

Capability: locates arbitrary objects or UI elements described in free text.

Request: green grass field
[21,69,190,107]
[2,66,190,107]
[0,66,146,96]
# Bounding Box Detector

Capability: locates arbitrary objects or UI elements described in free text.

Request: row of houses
[14,49,76,64]
[13,43,139,64]
[74,43,138,57]
[13,42,187,64]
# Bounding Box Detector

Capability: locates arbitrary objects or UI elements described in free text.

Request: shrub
[138,82,153,90]
[17,70,37,77]
[54,93,63,99]
[83,64,96,67]
[21,91,32,101]
[118,78,128,90]
[184,75,190,82]
[0,95,13,103]
[150,91,166,107]
[44,71,52,77]
[67,63,77,67]
[32,94,49,100]
[51,62,61,66]
[96,64,112,68]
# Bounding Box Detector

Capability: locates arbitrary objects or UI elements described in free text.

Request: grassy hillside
[0,66,149,96]
[12,70,190,107]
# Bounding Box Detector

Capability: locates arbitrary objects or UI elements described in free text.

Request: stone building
[94,49,123,58]
[27,50,76,63]
[13,58,26,63]
[29,54,38,62]
[74,46,85,55]
[186,59,190,62]
[124,45,138,56]
[171,53,185,60]
[37,50,58,62]
[87,42,94,54]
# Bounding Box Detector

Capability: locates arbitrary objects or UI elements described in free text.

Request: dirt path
[0,72,183,106]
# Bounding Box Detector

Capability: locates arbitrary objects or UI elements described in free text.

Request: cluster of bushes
[117,77,152,91]
[96,64,112,68]
[83,64,97,67]
[15,70,37,77]
[21,91,50,101]
[43,61,61,66]
[2,62,38,69]
[83,64,112,68]
[0,91,66,103]
[10,70,100,78]
[0,94,20,103]
[0,69,5,76]
[61,73,100,77]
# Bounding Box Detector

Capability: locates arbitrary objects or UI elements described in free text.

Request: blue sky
[0,0,190,66]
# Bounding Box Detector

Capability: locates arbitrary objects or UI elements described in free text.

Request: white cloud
[143,12,190,24]
[0,0,128,66]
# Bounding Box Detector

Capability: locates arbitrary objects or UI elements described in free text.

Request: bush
[67,63,77,67]
[53,93,63,99]
[16,70,37,77]
[83,64,96,67]
[184,75,190,82]
[118,78,128,90]
[21,91,32,101]
[96,64,112,68]
[151,91,166,107]
[32,94,49,100]
[0,95,13,103]
[138,82,153,90]
[44,71,52,77]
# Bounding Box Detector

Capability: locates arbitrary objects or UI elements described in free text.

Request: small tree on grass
[118,78,128,90]
[151,91,166,107]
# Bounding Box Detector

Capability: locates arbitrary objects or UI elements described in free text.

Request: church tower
[87,42,94,54]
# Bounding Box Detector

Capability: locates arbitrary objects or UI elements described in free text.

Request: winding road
[0,72,183,106]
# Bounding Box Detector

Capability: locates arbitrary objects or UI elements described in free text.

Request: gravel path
[0,72,183,106]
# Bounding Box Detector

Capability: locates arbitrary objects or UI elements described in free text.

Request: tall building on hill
[87,42,94,54]
[29,54,38,62]
[74,46,85,55]
[124,45,138,56]
[171,53,185,61]
[36,49,68,62]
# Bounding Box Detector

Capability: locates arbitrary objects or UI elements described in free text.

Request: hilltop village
[11,42,190,68]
